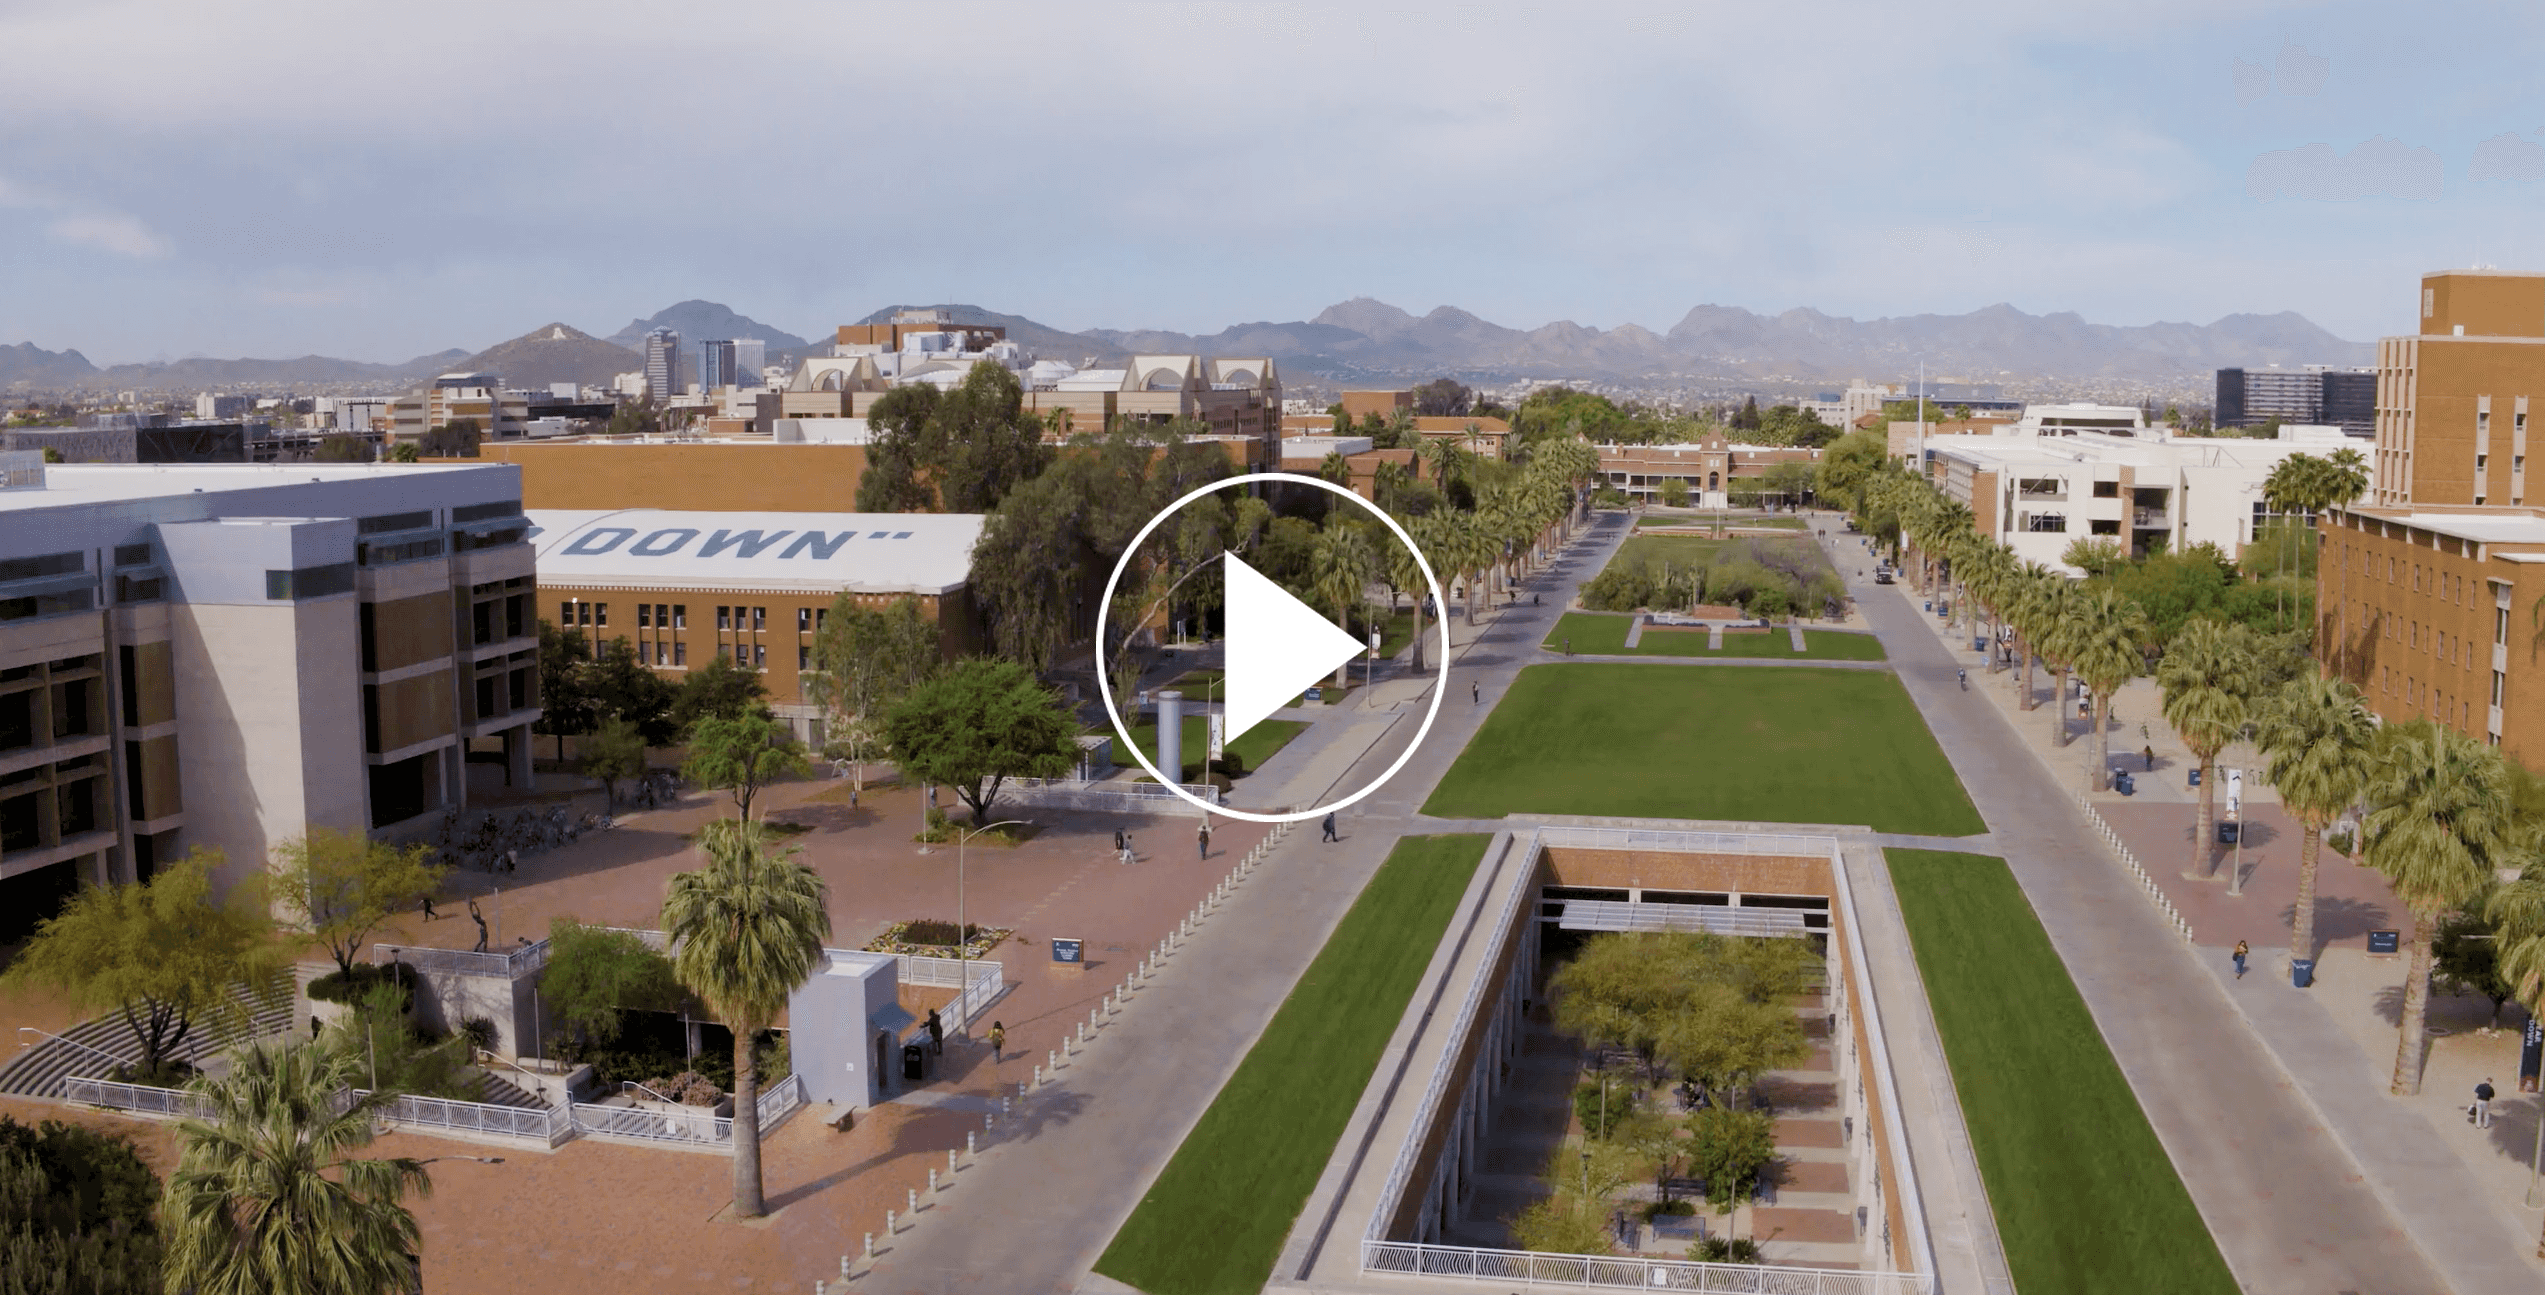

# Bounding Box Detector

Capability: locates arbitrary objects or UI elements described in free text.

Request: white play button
[1221,551,1367,739]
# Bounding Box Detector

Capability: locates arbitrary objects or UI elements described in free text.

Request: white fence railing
[1363,1242,1929,1294]
[755,1072,806,1131]
[368,1090,572,1145]
[2070,792,2194,943]
[569,1073,806,1148]
[62,1076,214,1120]
[1003,776,1223,808]
[1531,825,1841,859]
[372,939,551,980]
[1556,899,1812,937]
[897,954,1006,1036]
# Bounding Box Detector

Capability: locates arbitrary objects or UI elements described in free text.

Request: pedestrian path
[1815,516,2452,1294]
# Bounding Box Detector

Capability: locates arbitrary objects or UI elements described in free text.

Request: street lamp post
[953,819,1026,1039]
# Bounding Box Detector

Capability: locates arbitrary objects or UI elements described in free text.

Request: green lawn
[1540,612,1883,661]
[1094,834,1491,1295]
[1115,714,1309,780]
[1636,514,1805,531]
[1422,663,1981,834]
[1886,850,2236,1295]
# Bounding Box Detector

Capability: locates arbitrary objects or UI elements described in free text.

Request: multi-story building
[698,340,739,392]
[643,328,682,402]
[388,373,530,445]
[0,458,537,938]
[731,338,767,384]
[530,509,984,750]
[2313,503,2545,761]
[2371,270,2545,508]
[1596,433,1820,505]
[1924,431,2336,572]
[194,393,252,420]
[2216,366,2375,436]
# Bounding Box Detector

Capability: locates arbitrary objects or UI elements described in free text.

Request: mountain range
[0,297,2377,395]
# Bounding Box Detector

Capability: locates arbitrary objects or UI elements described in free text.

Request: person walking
[2474,1077,2497,1127]
[420,895,437,921]
[989,1021,1007,1064]
[1113,826,1125,857]
[1471,680,1480,706]
[2232,939,2250,979]
[2143,744,2156,771]
[1120,830,1134,865]
[468,898,489,954]
[1321,812,1339,843]
[925,1008,945,1056]
[1197,819,1211,862]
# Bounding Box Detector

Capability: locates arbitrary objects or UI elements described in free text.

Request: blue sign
[559,525,907,560]
[2366,930,2401,955]
[2521,1017,2541,1088]
[1050,937,1083,965]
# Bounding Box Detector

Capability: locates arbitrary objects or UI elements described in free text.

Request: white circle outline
[1094,471,1449,824]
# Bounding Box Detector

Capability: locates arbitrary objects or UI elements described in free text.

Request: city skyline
[6,0,2545,363]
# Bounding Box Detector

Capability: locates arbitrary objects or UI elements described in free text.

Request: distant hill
[454,323,645,392]
[1083,296,2373,382]
[0,342,99,387]
[1,341,462,392]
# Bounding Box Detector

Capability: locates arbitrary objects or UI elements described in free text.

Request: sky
[3,0,2543,364]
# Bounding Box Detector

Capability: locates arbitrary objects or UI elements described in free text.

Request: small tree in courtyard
[270,828,448,978]
[682,712,809,821]
[882,658,1079,824]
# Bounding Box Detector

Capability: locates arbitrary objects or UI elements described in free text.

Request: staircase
[473,1068,551,1110]
[1,975,295,1100]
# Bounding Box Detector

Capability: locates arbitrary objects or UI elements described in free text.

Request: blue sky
[3,0,2541,363]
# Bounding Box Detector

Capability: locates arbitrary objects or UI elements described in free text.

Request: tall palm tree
[661,818,833,1218]
[2160,618,2258,878]
[2005,563,2056,709]
[163,1041,431,1295]
[1386,514,1437,673]
[2362,719,2511,1095]
[2256,675,2376,963]
[2486,864,2545,1258]
[2069,587,2150,790]
[1310,518,1377,688]
[2032,579,2087,746]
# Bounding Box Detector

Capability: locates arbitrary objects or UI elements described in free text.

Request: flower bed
[863,920,1013,960]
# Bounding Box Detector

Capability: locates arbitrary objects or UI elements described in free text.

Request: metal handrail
[15,1026,124,1074]
[620,1079,678,1105]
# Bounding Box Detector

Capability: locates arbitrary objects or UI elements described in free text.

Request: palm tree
[163,1041,431,1295]
[2362,720,2511,1095]
[2069,587,2150,790]
[1388,514,1439,673]
[2005,563,2056,709]
[2160,618,2258,879]
[2255,675,2376,963]
[1310,518,1376,688]
[661,818,833,1217]
[2032,579,2087,746]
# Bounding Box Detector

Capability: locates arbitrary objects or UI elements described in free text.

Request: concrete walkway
[1816,517,2455,1294]
[858,513,1633,1295]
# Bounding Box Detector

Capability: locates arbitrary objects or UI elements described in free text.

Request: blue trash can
[2291,958,2316,988]
[2114,772,2135,796]
[2217,820,2240,845]
[1972,636,1987,652]
[2188,767,2202,787]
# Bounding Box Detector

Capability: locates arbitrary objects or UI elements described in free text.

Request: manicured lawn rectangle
[1541,612,1883,661]
[1421,663,1981,834]
[1636,514,1805,530]
[1094,834,1491,1295]
[1885,850,2236,1295]
[1115,714,1308,780]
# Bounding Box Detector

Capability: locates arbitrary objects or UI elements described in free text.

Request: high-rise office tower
[731,338,767,385]
[643,328,681,402]
[698,340,738,392]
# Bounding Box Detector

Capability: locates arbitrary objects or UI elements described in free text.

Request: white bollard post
[929,1167,939,1193]
[947,1149,957,1177]
[908,1187,917,1214]
[1032,1063,1042,1087]
[968,1131,977,1156]
[864,1235,873,1261]
[886,1208,896,1234]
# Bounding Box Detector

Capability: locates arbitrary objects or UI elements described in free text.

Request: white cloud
[2469,131,2545,183]
[2246,136,2443,201]
[47,213,171,259]
[2233,56,2271,106]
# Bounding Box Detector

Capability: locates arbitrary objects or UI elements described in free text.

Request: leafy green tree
[2254,675,2375,962]
[681,712,809,822]
[311,434,371,464]
[583,635,680,745]
[854,363,1051,513]
[163,1041,430,1295]
[2487,862,2545,1258]
[854,384,941,512]
[801,594,940,795]
[269,829,449,978]
[1814,429,1892,513]
[1318,450,1356,496]
[1414,378,1472,417]
[537,919,682,1058]
[2434,901,2518,1026]
[883,659,1079,821]
[533,619,597,761]
[1683,1106,1778,1209]
[2158,618,2258,879]
[667,652,766,736]
[2363,720,2512,1094]
[2061,536,2127,577]
[2,851,279,1080]
[582,717,647,808]
[319,983,473,1100]
[418,417,480,458]
[0,1115,162,1293]
[384,442,420,463]
[660,819,831,1219]
[605,397,660,439]
[1657,477,1690,508]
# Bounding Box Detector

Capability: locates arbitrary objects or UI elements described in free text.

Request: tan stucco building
[2372,270,2545,508]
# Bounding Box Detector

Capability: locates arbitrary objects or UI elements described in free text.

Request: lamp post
[952,819,1026,1038]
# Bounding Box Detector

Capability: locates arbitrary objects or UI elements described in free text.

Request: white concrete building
[1926,432,2329,573]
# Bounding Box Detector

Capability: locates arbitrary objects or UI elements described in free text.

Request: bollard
[845,1252,856,1275]
[818,1280,827,1295]
[864,1235,874,1261]
[886,1208,896,1234]
[947,1149,957,1177]
[908,1188,917,1214]
[1033,1063,1043,1086]
[929,1167,939,1193]
[968,1131,977,1156]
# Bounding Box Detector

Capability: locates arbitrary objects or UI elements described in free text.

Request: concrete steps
[1,975,293,1099]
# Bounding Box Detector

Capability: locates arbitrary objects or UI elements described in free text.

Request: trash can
[2216,821,2240,845]
[901,1042,925,1082]
[2114,771,2135,796]
[2291,958,2316,989]
[1972,635,1987,652]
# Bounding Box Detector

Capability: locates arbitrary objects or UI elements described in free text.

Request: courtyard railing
[372,939,551,980]
[62,1076,214,1120]
[367,1090,573,1146]
[1363,1242,1929,1294]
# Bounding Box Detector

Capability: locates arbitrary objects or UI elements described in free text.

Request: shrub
[1684,1107,1777,1208]
[1573,1080,1635,1140]
[2326,828,2354,857]
[459,1017,497,1054]
[901,920,987,948]
[1692,1236,1762,1262]
[0,1115,162,1288]
[1210,751,1246,778]
[635,1070,724,1106]
[306,961,417,1008]
[106,1059,196,1087]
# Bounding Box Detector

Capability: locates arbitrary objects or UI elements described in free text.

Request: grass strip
[1424,664,1981,835]
[1115,715,1309,780]
[1093,833,1490,1295]
[1541,612,1883,660]
[1885,849,2237,1295]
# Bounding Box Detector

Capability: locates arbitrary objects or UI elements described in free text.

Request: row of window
[619,637,821,673]
[567,602,835,634]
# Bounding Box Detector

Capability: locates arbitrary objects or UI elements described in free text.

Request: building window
[797,607,811,633]
[637,603,652,629]
[2023,514,2066,533]
[672,604,687,629]
[673,642,687,667]
[753,644,766,668]
[2499,608,2511,644]
[595,603,607,628]
[752,607,766,632]
[656,603,670,627]
[716,606,731,630]
[799,645,811,670]
[2092,481,2119,498]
